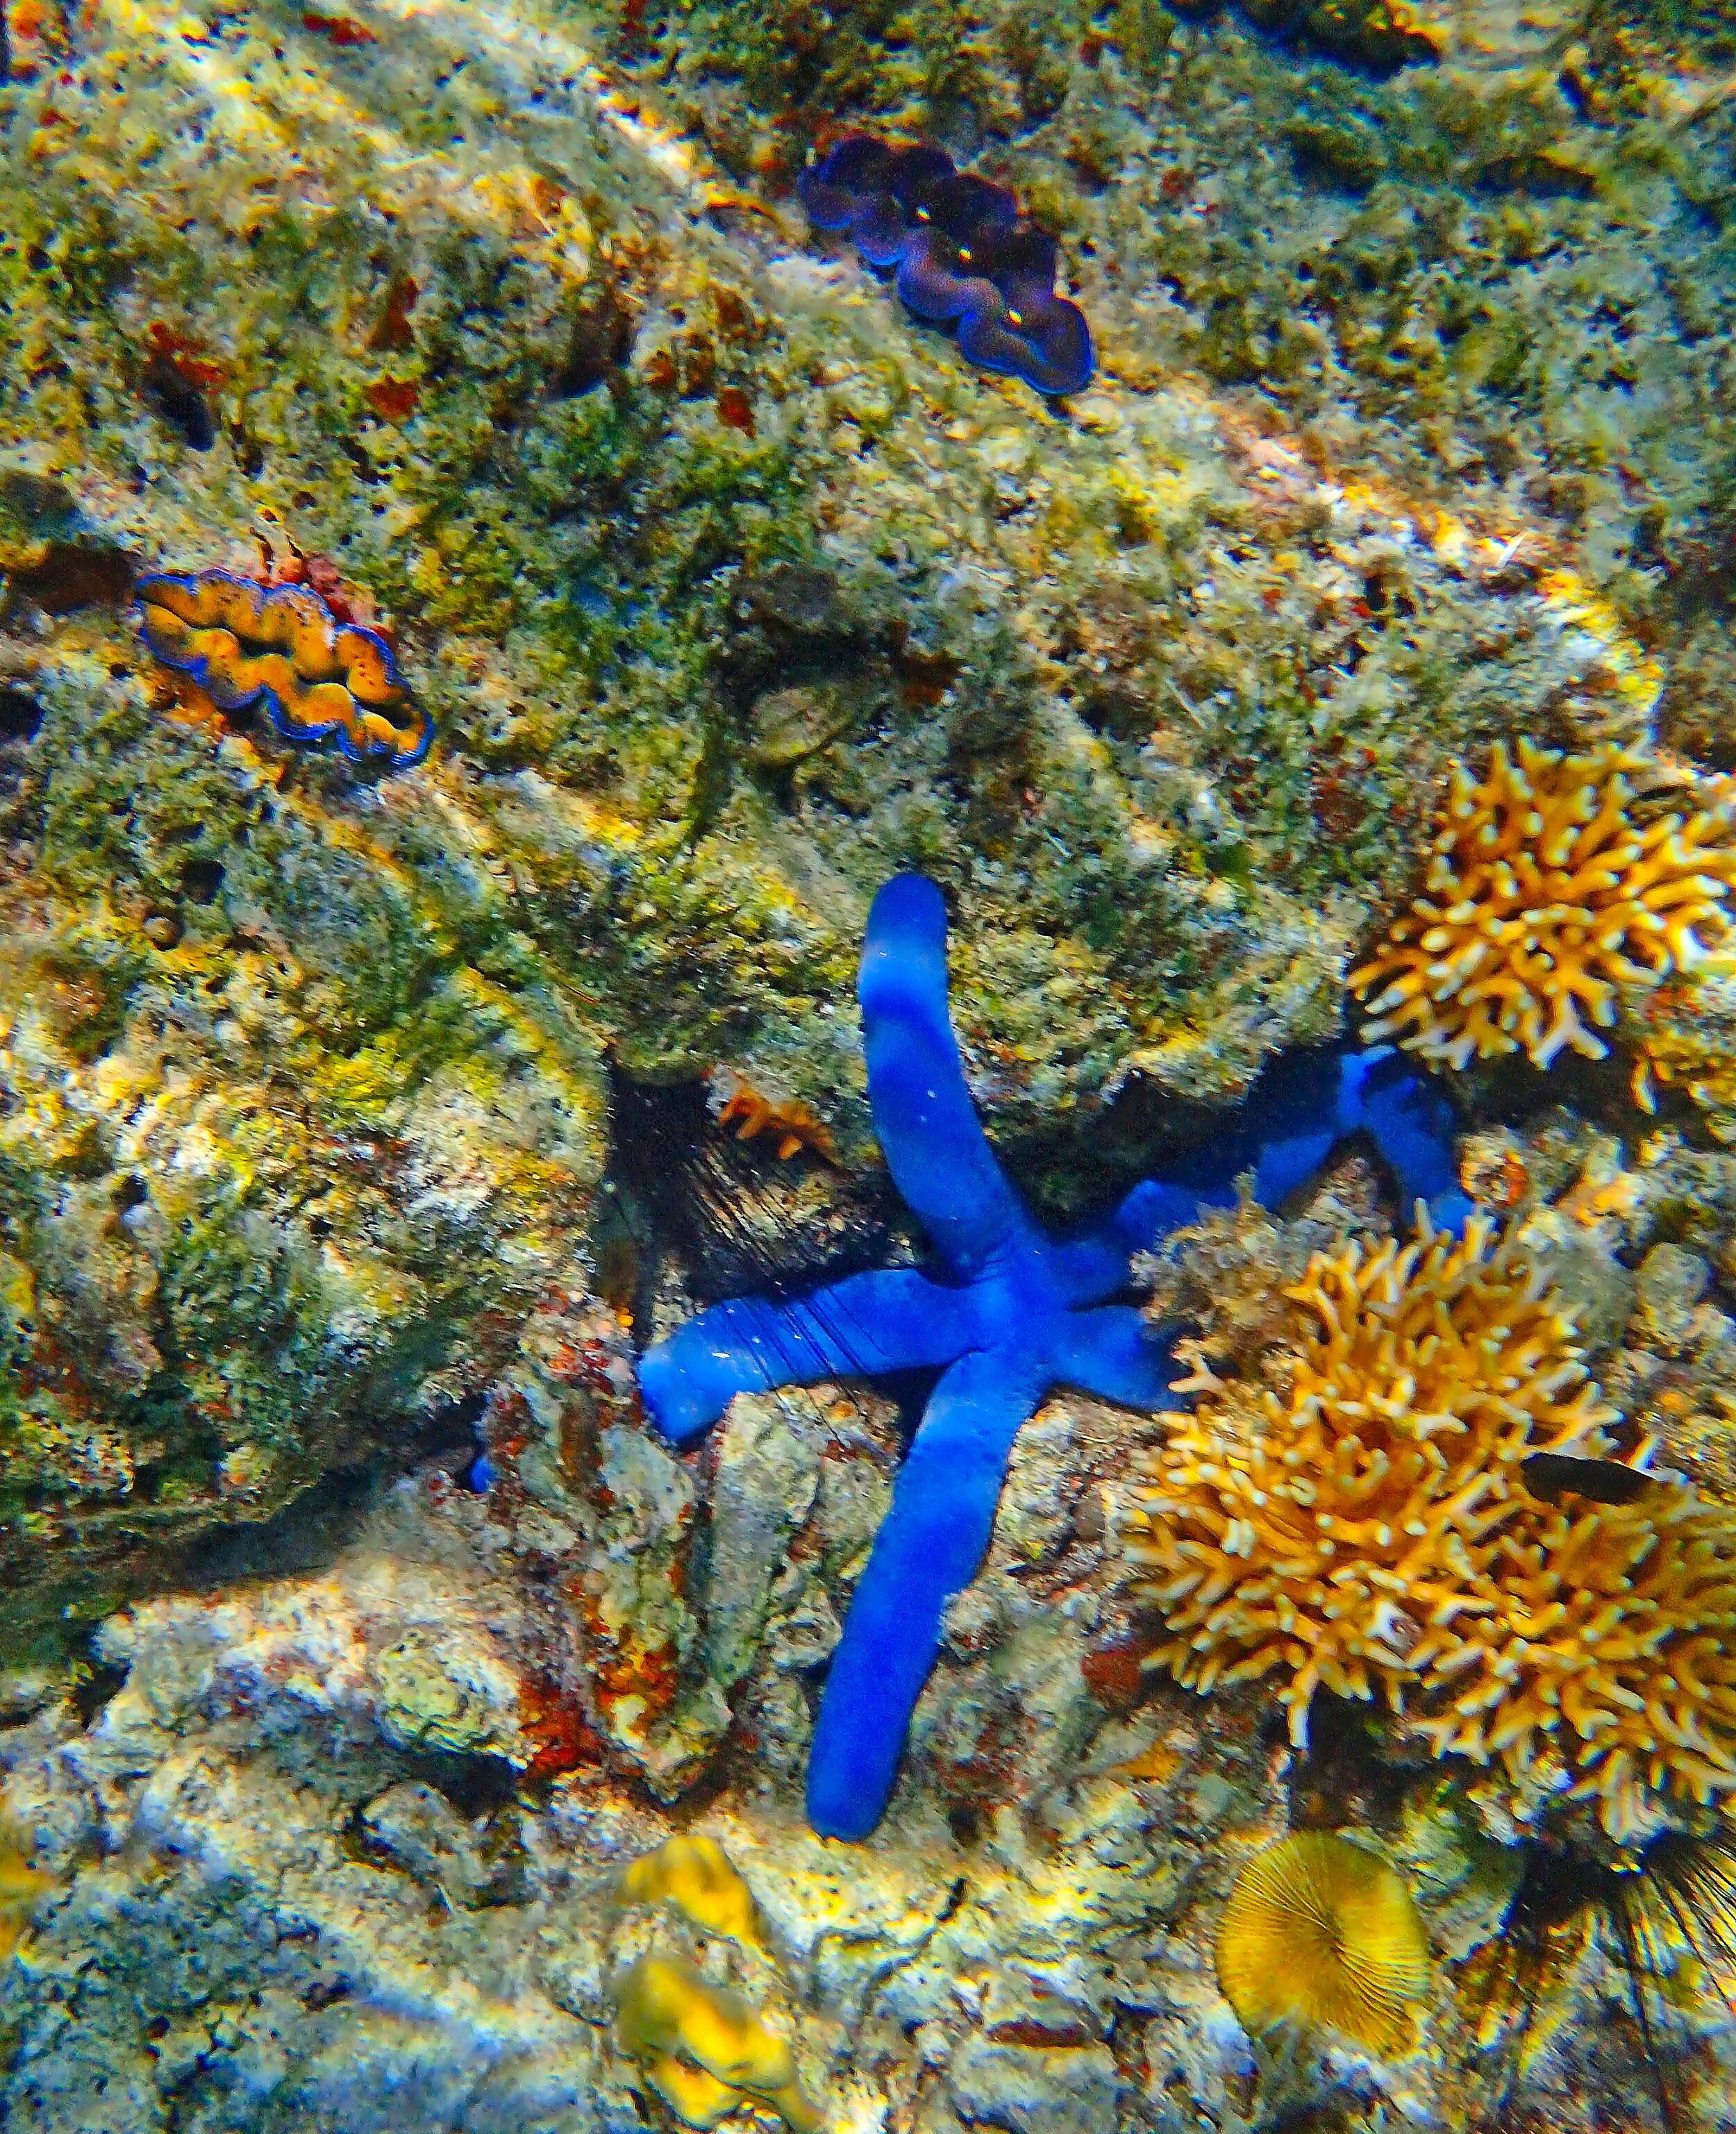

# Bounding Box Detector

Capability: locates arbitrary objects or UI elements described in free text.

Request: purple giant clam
[799,136,1094,397]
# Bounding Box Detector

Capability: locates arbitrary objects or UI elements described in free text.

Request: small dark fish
[1521,1453,1655,1506]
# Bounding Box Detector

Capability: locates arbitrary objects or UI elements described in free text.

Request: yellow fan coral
[1216,1831,1430,2056]
[612,1954,821,2133]
[1119,1215,1736,1842]
[1350,740,1736,1071]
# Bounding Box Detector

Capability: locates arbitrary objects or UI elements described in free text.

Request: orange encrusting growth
[137,569,432,769]
[1216,1832,1431,2057]
[1119,1215,1736,1843]
[709,1067,837,1162]
[1349,740,1736,1072]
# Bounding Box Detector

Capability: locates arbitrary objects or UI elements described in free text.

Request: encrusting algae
[616,1834,762,1947]
[1119,1213,1736,1843]
[611,1954,821,2132]
[1351,741,1736,1073]
[1216,1831,1431,2058]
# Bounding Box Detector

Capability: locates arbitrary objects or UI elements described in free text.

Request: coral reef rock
[8,0,1736,2121]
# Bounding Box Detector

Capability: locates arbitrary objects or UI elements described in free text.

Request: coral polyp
[708,1067,837,1163]
[1351,740,1736,1072]
[136,569,433,769]
[1216,1831,1431,2058]
[1119,1214,1736,1842]
[800,135,1094,396]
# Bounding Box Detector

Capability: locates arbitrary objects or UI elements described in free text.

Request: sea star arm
[860,874,1034,1281]
[638,1268,980,1445]
[806,1344,1046,1839]
[1050,1306,1179,1410]
[1344,1047,1472,1233]
[1124,1042,1465,1229]
[1046,1179,1208,1306]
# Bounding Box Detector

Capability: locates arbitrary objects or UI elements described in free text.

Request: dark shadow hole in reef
[69,1656,131,1728]
[0,686,45,742]
[1277,1690,1424,1837]
[1464,1043,1701,1158]
[8,541,137,615]
[179,854,226,905]
[142,357,217,451]
[607,1059,935,1447]
[1008,1041,1403,1232]
[161,1394,486,1597]
[606,1059,901,1308]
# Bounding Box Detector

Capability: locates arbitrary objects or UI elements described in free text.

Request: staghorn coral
[1215,1830,1430,2057]
[1119,1213,1736,1843]
[1351,741,1736,1073]
[611,1954,821,2132]
[135,569,433,770]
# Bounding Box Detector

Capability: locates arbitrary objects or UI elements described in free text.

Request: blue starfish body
[638,875,1469,1840]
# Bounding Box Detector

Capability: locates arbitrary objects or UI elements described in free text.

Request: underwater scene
[6,0,1736,2119]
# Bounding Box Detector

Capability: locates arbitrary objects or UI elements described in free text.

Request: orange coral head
[1350,740,1736,1072]
[1216,1831,1431,2058]
[135,568,432,770]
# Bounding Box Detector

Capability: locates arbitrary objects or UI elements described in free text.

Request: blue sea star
[639,875,1469,1840]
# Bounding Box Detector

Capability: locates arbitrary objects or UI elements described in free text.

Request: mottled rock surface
[6,0,1732,1619]
[6,0,1736,2124]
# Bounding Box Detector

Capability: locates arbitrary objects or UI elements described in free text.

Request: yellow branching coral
[617,1835,762,1947]
[1119,1215,1736,1842]
[1350,741,1736,1071]
[1216,1831,1431,2057]
[612,1955,821,2133]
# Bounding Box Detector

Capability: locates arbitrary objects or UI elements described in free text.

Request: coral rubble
[1351,742,1736,1072]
